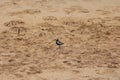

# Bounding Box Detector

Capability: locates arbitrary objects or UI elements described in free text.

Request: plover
[56,39,64,48]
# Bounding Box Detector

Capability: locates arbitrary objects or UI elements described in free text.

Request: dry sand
[0,0,120,80]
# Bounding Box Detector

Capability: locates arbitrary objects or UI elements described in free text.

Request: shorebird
[56,39,64,48]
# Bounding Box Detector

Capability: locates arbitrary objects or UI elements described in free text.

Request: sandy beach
[0,0,120,80]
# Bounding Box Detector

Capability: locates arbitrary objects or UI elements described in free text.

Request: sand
[0,0,120,80]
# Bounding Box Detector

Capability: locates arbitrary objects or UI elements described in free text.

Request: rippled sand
[0,0,120,80]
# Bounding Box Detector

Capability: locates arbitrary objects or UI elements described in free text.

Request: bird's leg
[59,45,60,48]
[17,28,20,36]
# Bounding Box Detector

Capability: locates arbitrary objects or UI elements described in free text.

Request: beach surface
[0,0,120,80]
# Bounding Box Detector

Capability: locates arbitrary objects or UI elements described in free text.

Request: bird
[56,39,64,48]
